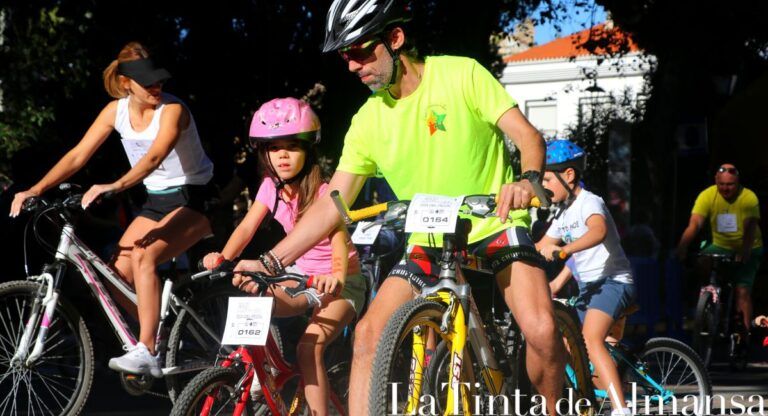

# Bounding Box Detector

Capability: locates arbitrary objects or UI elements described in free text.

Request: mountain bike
[692,252,749,369]
[330,192,595,415]
[560,298,712,415]
[170,267,347,416]
[0,183,237,415]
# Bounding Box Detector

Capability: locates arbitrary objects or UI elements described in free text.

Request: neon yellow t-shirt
[336,55,529,245]
[691,185,763,250]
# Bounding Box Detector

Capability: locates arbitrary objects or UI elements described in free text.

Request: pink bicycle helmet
[249,97,320,146]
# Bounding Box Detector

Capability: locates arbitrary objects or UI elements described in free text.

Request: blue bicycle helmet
[545,139,587,172]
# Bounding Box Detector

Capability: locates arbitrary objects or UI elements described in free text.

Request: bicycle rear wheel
[693,291,718,367]
[368,298,447,415]
[0,280,94,415]
[625,337,711,415]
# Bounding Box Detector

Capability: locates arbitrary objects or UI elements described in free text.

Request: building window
[525,99,557,138]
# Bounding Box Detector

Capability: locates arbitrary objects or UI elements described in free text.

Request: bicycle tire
[368,298,447,415]
[626,337,712,415]
[692,291,718,367]
[0,280,94,416]
[170,366,255,416]
[552,301,596,415]
[166,284,281,402]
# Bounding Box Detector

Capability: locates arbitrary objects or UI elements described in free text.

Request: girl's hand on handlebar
[203,252,225,270]
[538,244,561,261]
[755,315,768,328]
[81,183,118,209]
[233,259,268,294]
[313,274,343,297]
[9,190,39,218]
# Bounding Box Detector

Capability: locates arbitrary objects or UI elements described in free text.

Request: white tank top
[114,93,213,190]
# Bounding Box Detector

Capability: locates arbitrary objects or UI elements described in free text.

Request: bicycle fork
[11,272,58,367]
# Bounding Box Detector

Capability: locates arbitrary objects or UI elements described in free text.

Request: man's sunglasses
[338,39,380,62]
[717,166,739,175]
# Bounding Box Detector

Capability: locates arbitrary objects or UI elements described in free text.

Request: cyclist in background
[232,1,566,414]
[9,41,215,378]
[204,98,365,414]
[676,163,763,337]
[536,140,635,416]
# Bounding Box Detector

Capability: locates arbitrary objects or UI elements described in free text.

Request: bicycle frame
[13,220,222,377]
[564,344,672,404]
[404,244,507,415]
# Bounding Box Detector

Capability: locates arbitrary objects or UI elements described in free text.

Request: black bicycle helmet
[322,0,412,53]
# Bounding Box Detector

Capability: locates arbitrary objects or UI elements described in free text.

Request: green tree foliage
[0,0,541,182]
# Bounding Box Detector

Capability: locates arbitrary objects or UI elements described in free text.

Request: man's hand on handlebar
[496,180,535,223]
[233,259,269,294]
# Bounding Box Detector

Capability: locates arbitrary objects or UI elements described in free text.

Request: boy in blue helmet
[536,139,636,416]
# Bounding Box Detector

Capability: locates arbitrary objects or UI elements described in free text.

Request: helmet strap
[554,171,577,207]
[380,35,401,88]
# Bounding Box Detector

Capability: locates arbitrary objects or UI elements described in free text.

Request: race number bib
[351,221,383,245]
[221,297,273,346]
[716,213,738,233]
[404,194,464,234]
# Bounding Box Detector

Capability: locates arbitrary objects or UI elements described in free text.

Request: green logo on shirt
[427,109,447,135]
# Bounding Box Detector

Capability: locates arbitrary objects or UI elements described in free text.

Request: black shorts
[138,183,216,222]
[389,226,544,290]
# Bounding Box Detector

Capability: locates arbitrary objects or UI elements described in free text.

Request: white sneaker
[610,408,633,416]
[108,342,163,378]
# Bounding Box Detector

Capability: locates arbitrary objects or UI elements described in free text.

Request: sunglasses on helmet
[717,166,739,175]
[338,38,380,62]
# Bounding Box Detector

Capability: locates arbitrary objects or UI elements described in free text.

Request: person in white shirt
[10,41,214,377]
[536,139,636,416]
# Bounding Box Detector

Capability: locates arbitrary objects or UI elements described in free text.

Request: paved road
[82,362,768,415]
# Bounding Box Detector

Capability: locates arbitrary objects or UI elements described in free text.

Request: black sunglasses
[717,166,739,175]
[338,38,380,63]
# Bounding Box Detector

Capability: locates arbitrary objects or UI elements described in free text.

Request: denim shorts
[574,277,636,322]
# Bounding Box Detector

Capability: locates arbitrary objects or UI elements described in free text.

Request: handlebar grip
[553,250,569,261]
[530,197,541,208]
[348,203,388,223]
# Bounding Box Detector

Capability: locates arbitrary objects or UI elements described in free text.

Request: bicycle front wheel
[368,298,447,415]
[166,284,246,402]
[0,280,94,415]
[692,291,718,367]
[171,366,256,416]
[625,337,712,415]
[553,301,596,415]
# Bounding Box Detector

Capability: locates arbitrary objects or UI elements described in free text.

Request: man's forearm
[270,194,342,265]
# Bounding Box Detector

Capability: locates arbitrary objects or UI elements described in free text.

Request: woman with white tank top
[10,42,214,377]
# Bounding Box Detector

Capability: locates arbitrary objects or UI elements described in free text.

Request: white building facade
[500,25,655,139]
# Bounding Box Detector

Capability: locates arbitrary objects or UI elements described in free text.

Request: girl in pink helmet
[202,97,365,414]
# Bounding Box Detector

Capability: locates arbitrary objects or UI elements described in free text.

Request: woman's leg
[297,298,355,416]
[130,207,211,353]
[582,308,626,411]
[106,216,161,320]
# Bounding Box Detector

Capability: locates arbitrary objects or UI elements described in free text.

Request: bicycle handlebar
[331,190,552,227]
[191,263,315,298]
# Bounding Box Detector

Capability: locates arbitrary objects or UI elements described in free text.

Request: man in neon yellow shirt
[234,2,566,414]
[677,163,763,333]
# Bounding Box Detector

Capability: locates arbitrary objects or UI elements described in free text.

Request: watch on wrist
[520,170,542,183]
